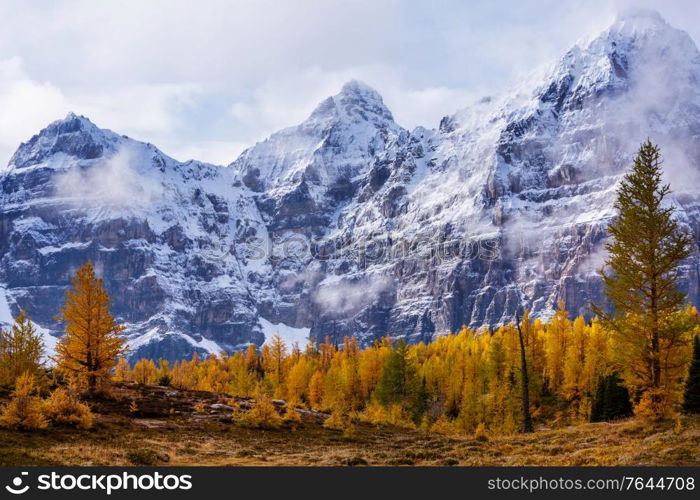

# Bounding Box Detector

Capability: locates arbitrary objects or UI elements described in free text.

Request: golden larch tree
[0,310,45,387]
[132,358,157,385]
[0,372,47,430]
[54,262,126,393]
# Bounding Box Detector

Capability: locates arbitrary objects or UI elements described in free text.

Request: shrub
[43,387,93,429]
[157,374,172,387]
[342,420,357,439]
[240,393,281,429]
[473,422,489,442]
[0,372,47,430]
[635,389,674,421]
[323,407,345,431]
[323,407,357,437]
[126,449,159,466]
[283,402,301,422]
[430,415,455,435]
[359,403,386,425]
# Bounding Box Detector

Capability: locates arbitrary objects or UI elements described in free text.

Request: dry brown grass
[0,383,698,466]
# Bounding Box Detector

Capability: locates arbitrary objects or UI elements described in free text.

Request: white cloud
[226,66,481,145]
[0,56,204,166]
[76,83,203,137]
[0,57,71,168]
[314,275,394,316]
[54,146,164,209]
[227,66,398,140]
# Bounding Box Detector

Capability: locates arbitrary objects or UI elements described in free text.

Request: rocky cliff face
[0,113,269,359]
[1,10,700,360]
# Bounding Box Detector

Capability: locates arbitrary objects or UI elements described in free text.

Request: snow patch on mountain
[260,317,310,350]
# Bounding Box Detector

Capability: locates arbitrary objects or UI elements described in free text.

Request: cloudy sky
[0,0,698,166]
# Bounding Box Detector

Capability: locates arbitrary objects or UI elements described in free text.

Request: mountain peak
[600,9,693,49]
[52,112,101,135]
[338,80,384,102]
[307,80,395,126]
[232,79,403,194]
[528,9,700,114]
[595,9,698,75]
[9,113,120,169]
[602,9,679,44]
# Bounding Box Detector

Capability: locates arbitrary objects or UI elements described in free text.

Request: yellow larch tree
[132,358,158,385]
[0,310,45,387]
[0,372,47,430]
[544,302,570,394]
[113,357,131,382]
[262,335,287,397]
[307,369,324,409]
[54,262,127,393]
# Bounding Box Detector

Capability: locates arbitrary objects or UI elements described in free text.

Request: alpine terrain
[1,9,700,360]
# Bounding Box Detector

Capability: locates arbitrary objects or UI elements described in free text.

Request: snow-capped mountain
[0,113,267,359]
[1,9,700,360]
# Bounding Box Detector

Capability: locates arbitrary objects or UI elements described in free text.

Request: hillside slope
[0,383,697,466]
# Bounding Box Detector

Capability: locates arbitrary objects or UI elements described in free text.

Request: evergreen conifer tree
[593,141,694,412]
[374,339,417,406]
[590,373,633,422]
[682,335,700,414]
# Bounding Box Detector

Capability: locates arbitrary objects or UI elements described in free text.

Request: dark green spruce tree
[409,376,430,424]
[682,335,700,414]
[593,141,694,400]
[590,373,633,422]
[374,339,418,407]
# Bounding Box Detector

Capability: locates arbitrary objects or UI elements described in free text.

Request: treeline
[113,304,699,434]
[2,289,699,434]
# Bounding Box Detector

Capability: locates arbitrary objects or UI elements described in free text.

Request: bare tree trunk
[650,284,661,389]
[515,312,534,433]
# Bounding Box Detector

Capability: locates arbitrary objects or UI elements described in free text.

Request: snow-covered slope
[258,9,700,341]
[232,80,403,198]
[1,9,699,359]
[228,80,410,339]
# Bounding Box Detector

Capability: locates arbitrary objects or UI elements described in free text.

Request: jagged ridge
[1,10,700,360]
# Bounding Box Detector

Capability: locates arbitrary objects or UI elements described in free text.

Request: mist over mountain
[1,9,700,360]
